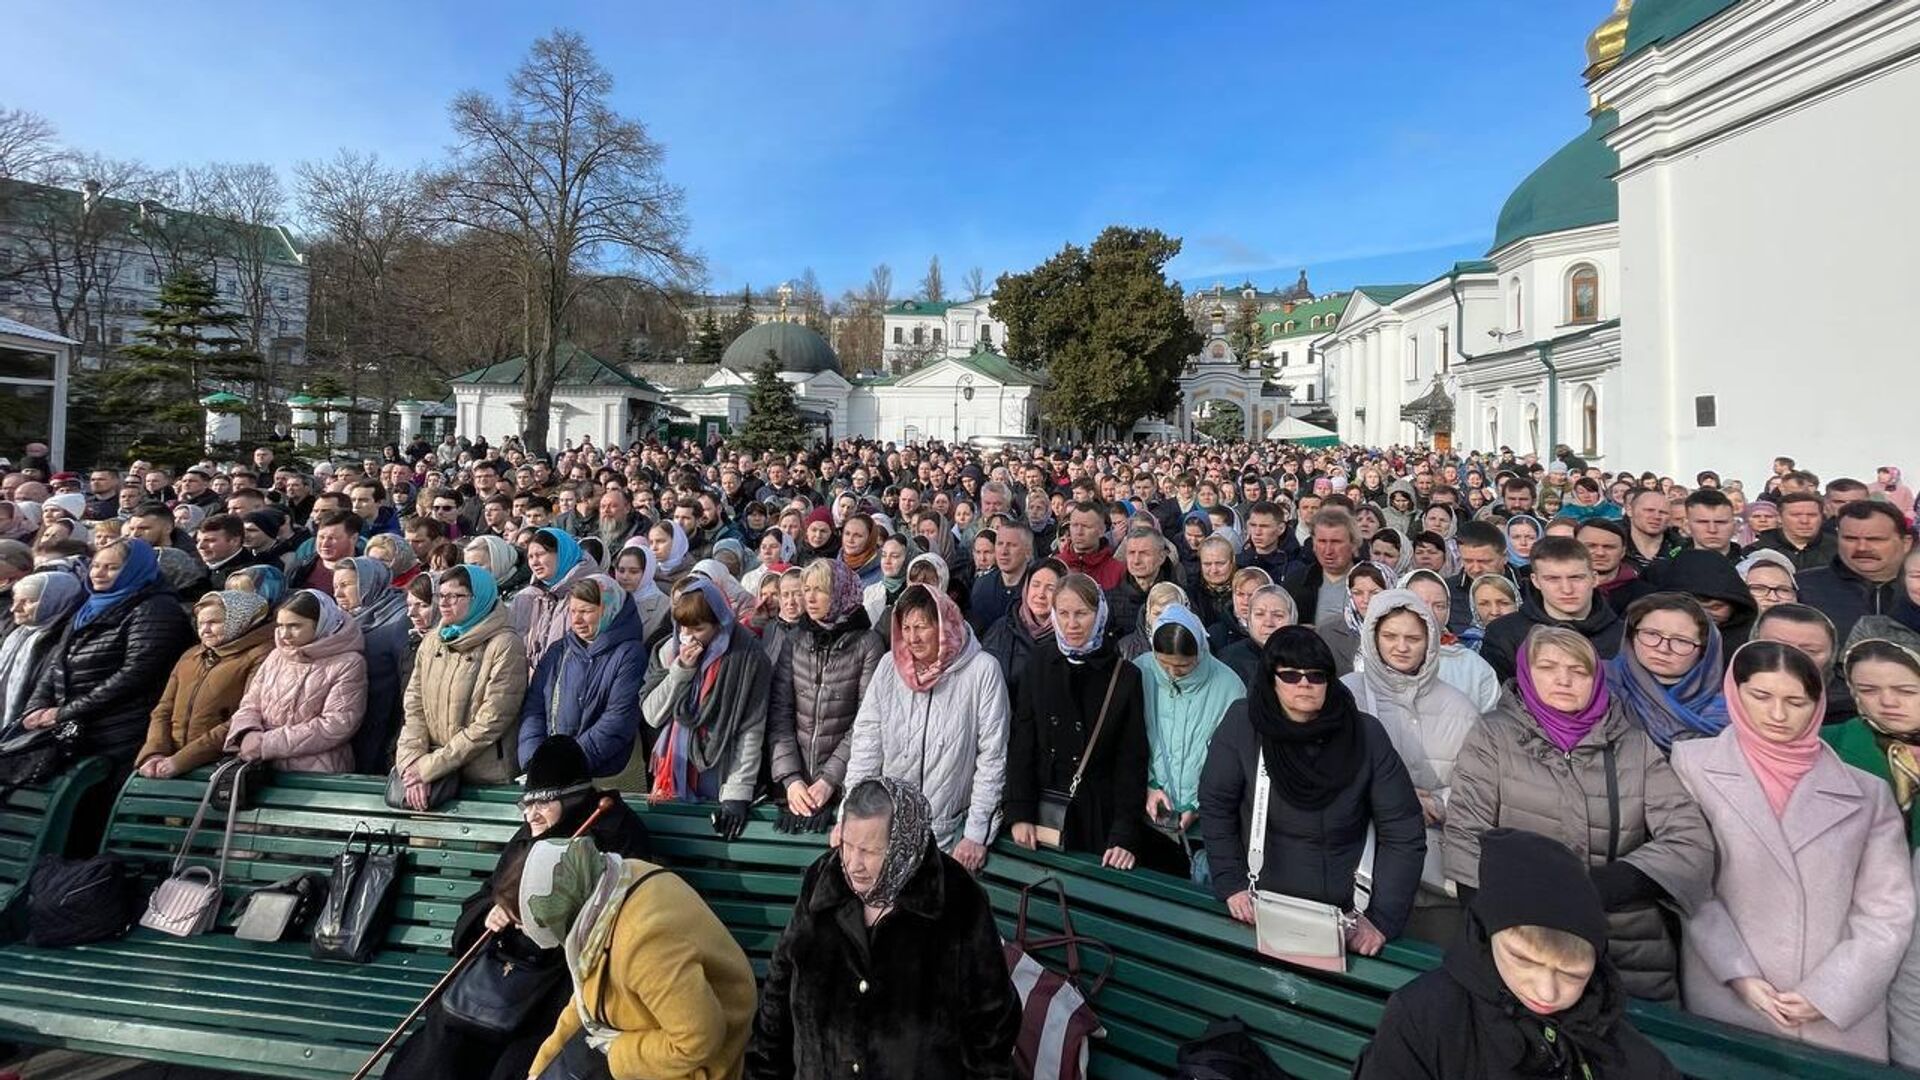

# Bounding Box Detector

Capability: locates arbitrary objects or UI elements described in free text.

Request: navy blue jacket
[517,598,646,776]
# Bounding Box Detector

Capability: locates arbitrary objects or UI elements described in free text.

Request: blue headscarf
[1605,618,1729,751]
[438,564,500,642]
[228,564,287,607]
[585,574,627,638]
[1504,514,1545,569]
[72,539,161,631]
[534,527,584,587]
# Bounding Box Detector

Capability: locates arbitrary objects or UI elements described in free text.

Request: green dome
[1624,0,1739,61]
[721,321,841,376]
[1490,110,1620,254]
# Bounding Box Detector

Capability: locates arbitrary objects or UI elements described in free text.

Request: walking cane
[348,795,618,1080]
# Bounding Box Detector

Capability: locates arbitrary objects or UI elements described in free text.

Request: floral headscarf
[1057,583,1110,661]
[889,584,970,692]
[840,776,933,911]
[202,589,271,647]
[813,558,865,629]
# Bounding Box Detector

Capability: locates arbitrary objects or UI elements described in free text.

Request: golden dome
[1583,0,1633,84]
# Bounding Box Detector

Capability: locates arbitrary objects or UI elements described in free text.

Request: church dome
[1489,109,1619,254]
[721,320,841,376]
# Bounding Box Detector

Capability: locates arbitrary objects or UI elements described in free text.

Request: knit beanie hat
[1471,828,1609,955]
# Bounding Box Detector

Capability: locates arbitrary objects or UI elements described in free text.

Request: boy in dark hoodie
[1356,828,1680,1079]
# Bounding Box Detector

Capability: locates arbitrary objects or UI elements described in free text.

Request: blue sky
[0,0,1610,299]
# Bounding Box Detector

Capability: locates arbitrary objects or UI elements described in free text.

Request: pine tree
[724,284,757,344]
[692,308,727,364]
[95,268,261,461]
[734,356,808,453]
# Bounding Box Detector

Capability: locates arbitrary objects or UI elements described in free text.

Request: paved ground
[7,1050,263,1079]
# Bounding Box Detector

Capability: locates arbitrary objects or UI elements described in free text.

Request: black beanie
[245,508,286,537]
[1472,828,1609,955]
[522,736,592,802]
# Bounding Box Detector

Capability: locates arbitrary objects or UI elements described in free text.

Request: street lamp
[953,374,975,444]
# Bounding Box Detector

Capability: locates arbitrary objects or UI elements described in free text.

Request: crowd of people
[1,433,1918,1077]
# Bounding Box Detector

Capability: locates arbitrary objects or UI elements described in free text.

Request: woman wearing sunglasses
[1198,626,1427,956]
[1445,624,1715,1003]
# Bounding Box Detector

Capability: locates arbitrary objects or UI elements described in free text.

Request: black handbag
[384,767,460,811]
[208,756,259,810]
[1032,663,1123,850]
[0,719,80,800]
[311,825,404,963]
[25,854,136,947]
[234,872,327,943]
[441,937,567,1035]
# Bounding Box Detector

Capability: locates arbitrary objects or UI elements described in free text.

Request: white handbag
[141,759,246,937]
[1246,755,1374,973]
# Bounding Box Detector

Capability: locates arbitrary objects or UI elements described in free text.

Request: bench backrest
[0,756,110,915]
[104,770,524,953]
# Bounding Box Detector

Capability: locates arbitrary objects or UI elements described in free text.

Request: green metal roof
[1450,259,1497,275]
[1356,284,1424,305]
[720,320,841,375]
[449,343,661,393]
[1256,293,1351,340]
[951,347,1043,386]
[0,177,304,266]
[885,300,955,317]
[1490,110,1620,254]
[1623,0,1741,60]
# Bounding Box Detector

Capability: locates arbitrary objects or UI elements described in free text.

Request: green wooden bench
[0,769,525,1079]
[632,801,1912,1080]
[0,755,111,921]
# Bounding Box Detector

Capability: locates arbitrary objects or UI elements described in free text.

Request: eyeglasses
[1274,669,1331,686]
[1747,582,1797,601]
[432,504,458,512]
[1634,628,1702,656]
[436,591,472,605]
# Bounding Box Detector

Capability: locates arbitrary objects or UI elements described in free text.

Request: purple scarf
[1516,641,1613,753]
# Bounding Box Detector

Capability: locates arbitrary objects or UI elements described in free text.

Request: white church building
[1322,0,1918,481]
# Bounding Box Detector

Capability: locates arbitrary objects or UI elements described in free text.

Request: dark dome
[720,321,841,376]
[1490,110,1619,254]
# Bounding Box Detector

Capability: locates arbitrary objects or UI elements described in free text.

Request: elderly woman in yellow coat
[522,835,757,1080]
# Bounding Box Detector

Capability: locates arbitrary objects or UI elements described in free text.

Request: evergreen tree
[692,308,727,364]
[94,268,261,461]
[724,284,757,344]
[1230,295,1262,358]
[734,355,808,453]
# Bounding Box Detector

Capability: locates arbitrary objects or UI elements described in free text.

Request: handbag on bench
[140,758,250,938]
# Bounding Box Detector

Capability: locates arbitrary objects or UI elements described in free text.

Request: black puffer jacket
[25,583,194,764]
[1479,594,1625,684]
[1005,638,1150,855]
[767,610,885,791]
[980,612,1049,706]
[746,842,1020,1080]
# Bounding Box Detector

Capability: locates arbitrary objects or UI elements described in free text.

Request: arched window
[1310,316,1321,329]
[1511,277,1525,335]
[1283,320,1295,333]
[1524,403,1541,455]
[1486,407,1499,448]
[1579,385,1599,455]
[1567,264,1600,324]
[1327,313,1338,327]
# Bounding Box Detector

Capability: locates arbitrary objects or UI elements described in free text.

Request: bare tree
[795,266,827,332]
[866,263,892,308]
[964,265,987,301]
[920,255,945,302]
[431,28,701,452]
[3,152,170,346]
[0,107,59,180]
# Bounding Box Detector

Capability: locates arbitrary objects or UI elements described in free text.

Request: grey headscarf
[0,571,85,729]
[842,776,933,911]
[201,589,271,647]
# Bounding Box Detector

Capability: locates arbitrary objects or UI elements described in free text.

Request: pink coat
[225,620,369,774]
[1672,730,1916,1062]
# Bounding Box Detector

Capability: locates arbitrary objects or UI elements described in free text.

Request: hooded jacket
[508,542,601,676]
[1644,550,1760,649]
[519,595,645,778]
[398,604,529,784]
[842,623,1009,850]
[1443,696,1716,1001]
[1343,590,1485,897]
[225,619,369,773]
[138,614,275,774]
[747,842,1021,1080]
[768,608,886,790]
[1134,606,1243,816]
[1059,539,1125,591]
[27,579,194,763]
[1479,593,1625,685]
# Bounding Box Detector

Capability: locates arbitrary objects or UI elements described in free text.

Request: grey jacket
[769,616,886,790]
[1443,694,1715,1001]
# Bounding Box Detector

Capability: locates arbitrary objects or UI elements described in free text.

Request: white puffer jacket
[1342,589,1483,896]
[1435,642,1502,714]
[842,628,1009,850]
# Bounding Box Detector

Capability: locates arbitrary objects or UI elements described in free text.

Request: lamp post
[952,374,975,444]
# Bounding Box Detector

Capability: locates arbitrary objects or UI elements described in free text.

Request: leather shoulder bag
[141,758,248,937]
[1245,754,1374,974]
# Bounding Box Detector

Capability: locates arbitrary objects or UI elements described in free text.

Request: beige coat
[1673,731,1915,1062]
[395,605,528,784]
[1443,694,1715,1001]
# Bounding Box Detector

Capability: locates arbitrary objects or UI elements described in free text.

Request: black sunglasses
[1274,669,1331,686]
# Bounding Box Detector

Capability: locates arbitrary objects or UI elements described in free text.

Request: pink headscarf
[889,583,970,693]
[1725,644,1827,817]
